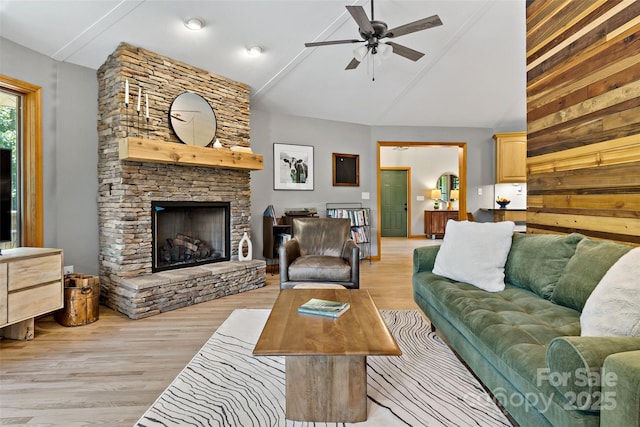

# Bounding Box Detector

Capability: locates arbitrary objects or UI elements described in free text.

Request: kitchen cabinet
[494,132,527,183]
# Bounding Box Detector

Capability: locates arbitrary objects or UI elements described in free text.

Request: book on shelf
[297,298,350,318]
[350,227,368,243]
[326,208,369,226]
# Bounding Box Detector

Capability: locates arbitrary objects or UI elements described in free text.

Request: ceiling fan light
[379,43,393,59]
[353,45,369,62]
[184,18,204,31]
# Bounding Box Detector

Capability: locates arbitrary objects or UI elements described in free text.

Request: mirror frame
[436,173,460,201]
[169,92,217,146]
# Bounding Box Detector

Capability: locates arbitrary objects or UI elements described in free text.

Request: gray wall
[250,111,500,258]
[2,37,504,272]
[1,37,99,274]
[249,109,371,257]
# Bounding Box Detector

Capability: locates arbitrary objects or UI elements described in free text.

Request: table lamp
[430,189,442,210]
[448,189,459,210]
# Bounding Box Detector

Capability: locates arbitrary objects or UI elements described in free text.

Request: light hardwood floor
[0,237,438,426]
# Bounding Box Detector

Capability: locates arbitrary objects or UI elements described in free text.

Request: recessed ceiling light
[184,18,204,31]
[246,46,263,57]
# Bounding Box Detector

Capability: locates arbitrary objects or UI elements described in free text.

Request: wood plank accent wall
[526,0,640,245]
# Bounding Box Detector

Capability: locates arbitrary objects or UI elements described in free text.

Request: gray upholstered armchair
[279,217,360,289]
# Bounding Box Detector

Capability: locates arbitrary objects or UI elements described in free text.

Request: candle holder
[136,109,141,137]
[146,117,150,139]
[125,102,129,137]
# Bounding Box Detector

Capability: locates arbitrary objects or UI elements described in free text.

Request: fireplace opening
[152,201,231,272]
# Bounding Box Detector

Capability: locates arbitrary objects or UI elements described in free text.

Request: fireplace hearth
[152,201,230,272]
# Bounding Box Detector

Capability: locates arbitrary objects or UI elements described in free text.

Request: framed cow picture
[273,143,314,190]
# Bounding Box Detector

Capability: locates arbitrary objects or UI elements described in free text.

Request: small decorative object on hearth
[213,138,222,148]
[496,196,510,209]
[238,232,252,261]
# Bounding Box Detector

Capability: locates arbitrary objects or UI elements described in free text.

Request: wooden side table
[424,210,459,239]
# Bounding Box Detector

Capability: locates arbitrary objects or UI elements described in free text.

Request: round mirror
[436,173,459,201]
[169,92,216,146]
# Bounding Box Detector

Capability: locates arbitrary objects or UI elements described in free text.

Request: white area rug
[136,309,511,427]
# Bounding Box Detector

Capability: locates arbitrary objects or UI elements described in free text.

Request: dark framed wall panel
[333,153,359,186]
[526,1,640,245]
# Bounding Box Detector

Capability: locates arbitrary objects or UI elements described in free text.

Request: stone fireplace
[97,43,266,319]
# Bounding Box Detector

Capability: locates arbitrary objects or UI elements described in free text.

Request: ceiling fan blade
[305,39,362,47]
[386,15,443,38]
[385,42,425,61]
[345,58,361,70]
[346,5,375,35]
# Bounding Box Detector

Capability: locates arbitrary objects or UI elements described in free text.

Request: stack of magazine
[298,298,350,318]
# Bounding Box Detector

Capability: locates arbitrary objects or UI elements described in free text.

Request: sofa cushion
[413,272,581,403]
[433,220,514,292]
[552,238,631,311]
[581,247,640,337]
[505,233,583,300]
[288,255,352,282]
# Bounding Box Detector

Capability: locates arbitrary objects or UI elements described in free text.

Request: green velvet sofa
[412,232,640,427]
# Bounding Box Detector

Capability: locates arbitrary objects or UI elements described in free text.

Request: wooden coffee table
[253,288,401,422]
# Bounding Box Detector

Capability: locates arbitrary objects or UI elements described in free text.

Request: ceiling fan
[304,0,443,70]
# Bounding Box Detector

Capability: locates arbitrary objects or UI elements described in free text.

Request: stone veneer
[97,43,265,319]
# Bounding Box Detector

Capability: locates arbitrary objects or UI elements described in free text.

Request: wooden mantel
[119,137,263,171]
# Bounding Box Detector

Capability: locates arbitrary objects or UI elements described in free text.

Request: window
[0,74,43,247]
[0,90,21,249]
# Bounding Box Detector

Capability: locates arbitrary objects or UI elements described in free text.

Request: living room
[1,1,639,426]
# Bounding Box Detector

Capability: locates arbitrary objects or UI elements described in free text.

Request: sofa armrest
[342,240,360,288]
[601,350,640,426]
[544,336,640,411]
[413,246,440,274]
[279,239,301,282]
[341,239,359,263]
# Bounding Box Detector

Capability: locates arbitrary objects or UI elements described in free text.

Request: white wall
[380,146,459,236]
[1,37,99,274]
[371,126,498,223]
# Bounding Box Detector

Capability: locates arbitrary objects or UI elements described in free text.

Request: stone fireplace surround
[97,43,265,319]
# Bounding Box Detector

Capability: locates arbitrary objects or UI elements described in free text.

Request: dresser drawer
[8,254,62,291]
[8,281,63,323]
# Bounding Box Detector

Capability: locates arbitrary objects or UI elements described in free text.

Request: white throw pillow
[433,220,515,292]
[581,247,640,337]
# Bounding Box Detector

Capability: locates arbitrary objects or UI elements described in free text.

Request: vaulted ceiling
[0,0,526,130]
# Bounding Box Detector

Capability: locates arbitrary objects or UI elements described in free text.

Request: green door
[381,170,408,237]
